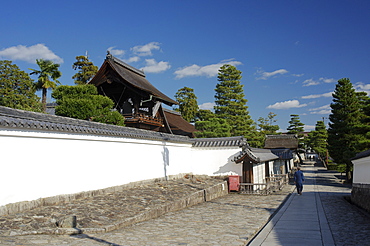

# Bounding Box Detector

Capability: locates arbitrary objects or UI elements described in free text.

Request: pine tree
[72,55,98,85]
[328,78,365,180]
[257,112,280,134]
[195,118,231,138]
[174,87,199,122]
[0,60,42,112]
[214,64,257,144]
[306,120,327,160]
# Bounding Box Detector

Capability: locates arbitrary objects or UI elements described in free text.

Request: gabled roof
[163,108,197,138]
[192,136,247,148]
[270,148,294,160]
[0,106,191,143]
[233,147,278,164]
[264,134,299,149]
[88,53,177,106]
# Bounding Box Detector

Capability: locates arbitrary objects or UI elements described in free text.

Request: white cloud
[174,60,242,79]
[320,77,336,83]
[303,77,336,86]
[256,69,288,80]
[199,102,215,110]
[309,104,331,114]
[301,92,333,99]
[303,79,320,86]
[304,125,316,131]
[292,73,304,77]
[0,44,63,64]
[267,100,307,110]
[354,82,370,95]
[123,56,140,63]
[132,42,160,56]
[107,46,125,56]
[140,59,170,73]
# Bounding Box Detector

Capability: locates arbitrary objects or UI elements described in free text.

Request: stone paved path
[1,162,369,245]
[0,185,293,245]
[249,162,370,246]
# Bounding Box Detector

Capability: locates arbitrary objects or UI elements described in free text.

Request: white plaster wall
[0,128,241,207]
[0,129,192,206]
[253,162,265,184]
[190,148,242,176]
[352,156,370,184]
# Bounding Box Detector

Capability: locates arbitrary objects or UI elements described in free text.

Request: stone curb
[245,184,296,245]
[7,181,228,236]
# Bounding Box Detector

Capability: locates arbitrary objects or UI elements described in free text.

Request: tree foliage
[287,114,304,135]
[174,86,199,122]
[214,64,260,145]
[30,59,62,111]
[195,117,231,138]
[52,85,125,126]
[0,60,42,112]
[72,55,98,85]
[257,112,280,134]
[328,78,367,180]
[305,120,327,159]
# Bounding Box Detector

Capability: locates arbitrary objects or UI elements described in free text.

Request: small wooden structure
[88,52,196,137]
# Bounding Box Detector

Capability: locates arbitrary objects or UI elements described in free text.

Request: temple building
[88,52,196,137]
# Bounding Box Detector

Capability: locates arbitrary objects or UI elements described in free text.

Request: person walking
[294,167,304,195]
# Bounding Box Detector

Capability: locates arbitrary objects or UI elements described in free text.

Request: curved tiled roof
[233,147,278,163]
[192,136,247,148]
[0,106,192,143]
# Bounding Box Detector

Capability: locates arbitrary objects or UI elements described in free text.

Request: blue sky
[1,0,369,132]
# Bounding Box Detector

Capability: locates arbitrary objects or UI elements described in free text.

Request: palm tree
[30,59,62,111]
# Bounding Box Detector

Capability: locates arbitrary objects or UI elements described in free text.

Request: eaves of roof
[0,106,192,144]
[233,147,278,163]
[351,149,370,161]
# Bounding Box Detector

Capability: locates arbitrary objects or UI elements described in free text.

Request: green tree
[356,91,370,150]
[72,55,98,85]
[287,114,304,136]
[0,60,42,112]
[306,120,328,160]
[257,112,280,134]
[214,64,258,144]
[52,84,125,126]
[328,78,365,180]
[195,109,215,122]
[30,59,62,112]
[195,118,231,138]
[174,86,199,122]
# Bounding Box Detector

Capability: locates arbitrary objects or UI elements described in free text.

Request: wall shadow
[71,234,123,246]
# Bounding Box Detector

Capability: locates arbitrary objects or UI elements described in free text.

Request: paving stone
[1,162,369,245]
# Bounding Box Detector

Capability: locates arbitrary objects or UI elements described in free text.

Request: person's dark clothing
[294,169,304,194]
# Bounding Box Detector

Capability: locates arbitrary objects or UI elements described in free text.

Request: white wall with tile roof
[0,128,241,207]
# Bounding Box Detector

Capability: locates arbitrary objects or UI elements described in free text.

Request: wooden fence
[239,174,289,195]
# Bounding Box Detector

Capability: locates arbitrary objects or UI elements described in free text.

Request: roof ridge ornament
[106,50,113,59]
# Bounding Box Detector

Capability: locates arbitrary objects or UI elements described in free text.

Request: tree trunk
[42,88,47,112]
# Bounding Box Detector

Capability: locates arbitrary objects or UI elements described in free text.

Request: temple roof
[163,108,197,137]
[88,53,177,106]
[264,134,299,149]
